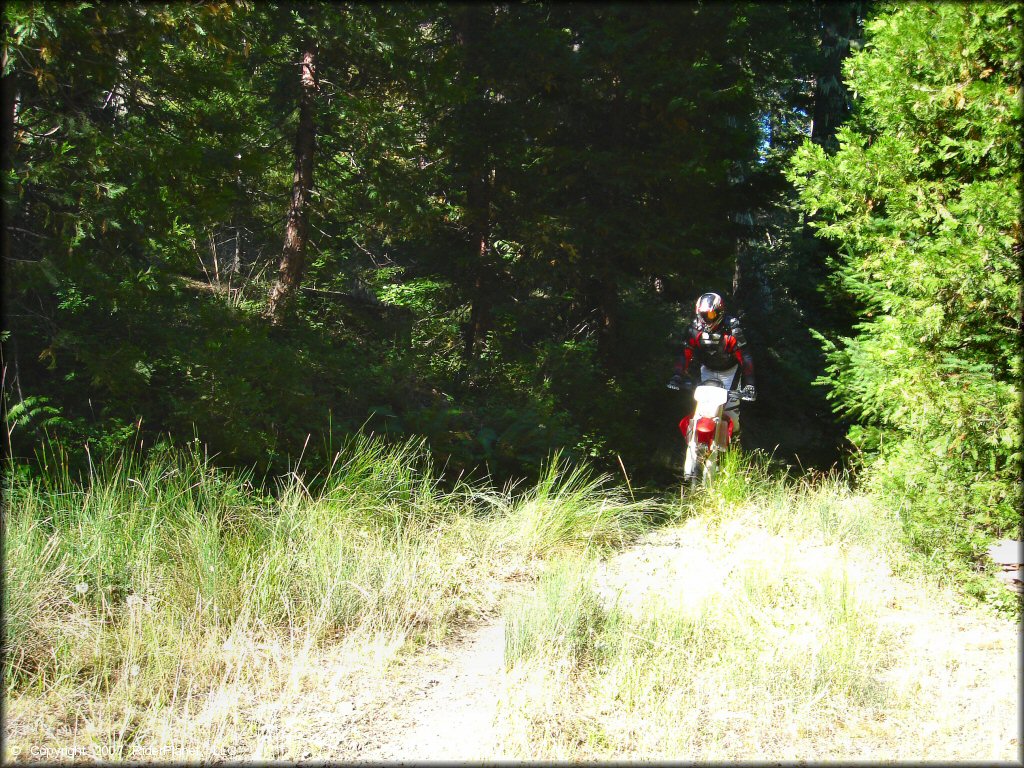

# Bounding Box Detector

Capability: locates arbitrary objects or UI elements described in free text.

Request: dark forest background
[3,2,1020,568]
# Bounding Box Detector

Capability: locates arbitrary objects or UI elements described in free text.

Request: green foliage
[5,394,68,434]
[788,3,1022,564]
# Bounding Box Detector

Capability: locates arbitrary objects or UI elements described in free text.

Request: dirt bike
[678,380,748,487]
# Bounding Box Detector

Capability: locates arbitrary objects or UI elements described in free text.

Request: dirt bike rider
[667,292,756,442]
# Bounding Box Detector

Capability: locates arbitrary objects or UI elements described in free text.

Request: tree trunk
[451,6,494,362]
[810,1,862,148]
[2,58,18,267]
[462,169,492,360]
[266,44,318,325]
[232,164,242,278]
[593,272,614,362]
[591,72,625,366]
[732,241,742,302]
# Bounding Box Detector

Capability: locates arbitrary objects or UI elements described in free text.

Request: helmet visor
[696,293,724,329]
[699,308,721,328]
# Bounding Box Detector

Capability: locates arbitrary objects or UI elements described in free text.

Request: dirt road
[342,520,1019,762]
[349,618,510,762]
[7,514,1017,763]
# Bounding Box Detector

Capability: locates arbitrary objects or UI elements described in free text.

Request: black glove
[668,375,693,391]
[740,384,756,402]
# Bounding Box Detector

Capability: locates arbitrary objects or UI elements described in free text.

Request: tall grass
[3,435,651,759]
[496,453,648,556]
[504,556,606,669]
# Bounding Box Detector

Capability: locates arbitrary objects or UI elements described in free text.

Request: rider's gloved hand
[668,375,694,392]
[740,384,757,402]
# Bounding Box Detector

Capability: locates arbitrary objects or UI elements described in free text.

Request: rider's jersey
[674,314,755,386]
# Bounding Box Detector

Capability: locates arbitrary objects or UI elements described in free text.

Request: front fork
[683,416,729,483]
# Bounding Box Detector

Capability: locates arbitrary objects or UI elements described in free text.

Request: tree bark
[2,56,19,268]
[266,44,318,325]
[462,169,492,360]
[591,273,617,362]
[451,6,494,362]
[810,1,863,148]
[591,68,625,366]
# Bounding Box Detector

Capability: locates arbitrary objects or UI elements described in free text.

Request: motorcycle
[678,379,749,487]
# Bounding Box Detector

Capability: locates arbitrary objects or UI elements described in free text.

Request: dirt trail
[6,505,1015,765]
[10,514,1015,762]
[348,524,1019,765]
[590,519,1020,759]
[349,618,511,762]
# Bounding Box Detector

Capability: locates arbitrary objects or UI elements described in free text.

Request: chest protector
[693,316,745,371]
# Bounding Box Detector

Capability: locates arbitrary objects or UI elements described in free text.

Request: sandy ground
[591,518,1021,761]
[343,518,1019,762]
[349,619,511,763]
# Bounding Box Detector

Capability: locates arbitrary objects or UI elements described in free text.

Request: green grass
[504,556,606,669]
[496,453,649,556]
[684,447,1019,612]
[500,565,895,758]
[2,435,652,758]
[6,442,1015,760]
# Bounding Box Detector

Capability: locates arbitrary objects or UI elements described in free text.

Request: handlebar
[681,379,754,404]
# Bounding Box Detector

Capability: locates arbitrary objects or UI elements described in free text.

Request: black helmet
[695,292,725,331]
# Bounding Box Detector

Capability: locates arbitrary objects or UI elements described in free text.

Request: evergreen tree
[788,2,1022,565]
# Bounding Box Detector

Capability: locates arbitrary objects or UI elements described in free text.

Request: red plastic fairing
[696,417,716,444]
[681,415,734,444]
